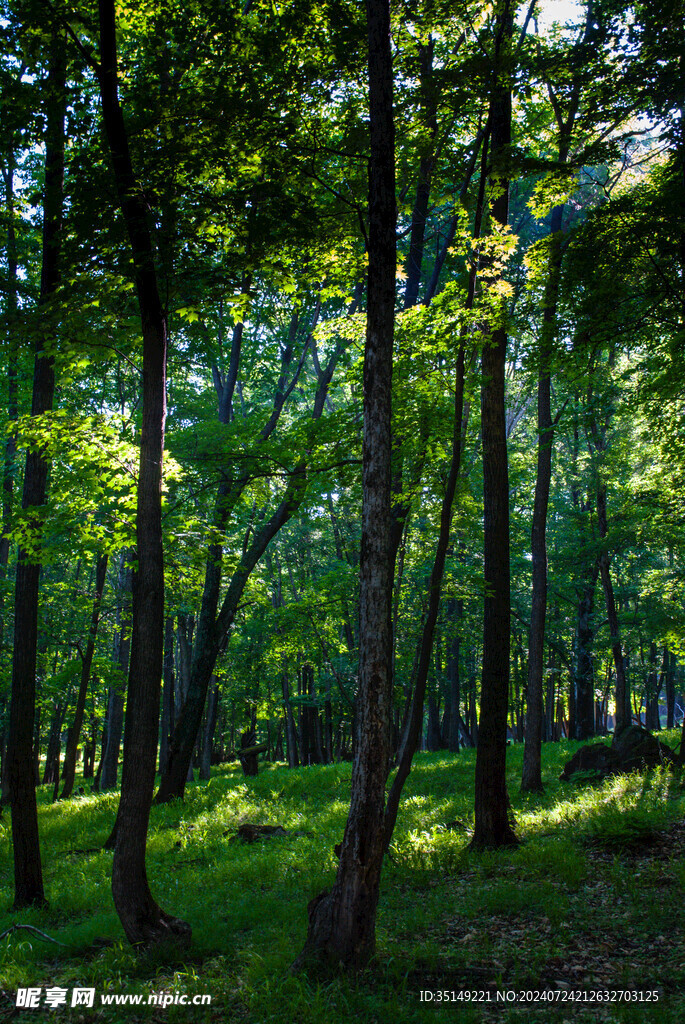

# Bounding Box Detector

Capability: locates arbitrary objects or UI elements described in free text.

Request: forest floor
[0,734,684,1023]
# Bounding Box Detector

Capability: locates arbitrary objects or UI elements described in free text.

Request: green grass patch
[0,734,683,1022]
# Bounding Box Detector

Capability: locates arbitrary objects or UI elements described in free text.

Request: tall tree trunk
[521,203,563,791]
[447,598,462,753]
[595,484,629,740]
[42,697,68,786]
[159,614,176,774]
[101,547,132,791]
[199,677,219,780]
[281,669,299,768]
[60,553,108,799]
[6,24,66,909]
[666,649,676,729]
[645,640,661,731]
[472,1,517,850]
[98,0,189,944]
[573,562,600,740]
[295,0,395,970]
[0,145,20,796]
[0,151,19,637]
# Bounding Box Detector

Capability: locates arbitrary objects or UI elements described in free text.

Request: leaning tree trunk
[60,553,108,799]
[472,0,518,850]
[6,24,65,909]
[295,0,395,970]
[98,0,189,945]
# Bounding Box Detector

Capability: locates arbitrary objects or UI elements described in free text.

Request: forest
[0,0,684,1019]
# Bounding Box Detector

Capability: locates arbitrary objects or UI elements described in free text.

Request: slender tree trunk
[282,670,299,768]
[472,1,517,850]
[446,596,463,753]
[6,25,66,908]
[101,548,132,790]
[521,204,563,792]
[645,640,661,731]
[666,649,675,729]
[295,0,395,969]
[199,678,219,780]
[0,151,19,638]
[60,554,108,799]
[42,698,67,785]
[98,0,189,944]
[573,560,600,739]
[159,615,176,774]
[0,147,20,798]
[595,484,629,740]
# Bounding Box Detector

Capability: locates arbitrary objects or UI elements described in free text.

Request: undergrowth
[0,734,683,1022]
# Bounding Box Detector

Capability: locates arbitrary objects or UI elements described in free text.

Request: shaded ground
[0,736,683,1023]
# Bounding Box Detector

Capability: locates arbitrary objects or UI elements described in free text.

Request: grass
[0,734,684,1022]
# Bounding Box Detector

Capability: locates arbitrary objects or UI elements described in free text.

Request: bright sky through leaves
[537,0,582,30]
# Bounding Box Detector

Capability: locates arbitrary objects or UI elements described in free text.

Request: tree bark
[6,23,66,908]
[60,553,108,799]
[645,640,661,731]
[282,670,299,768]
[472,1,517,850]
[573,561,600,740]
[521,204,563,792]
[159,614,176,774]
[666,649,675,729]
[295,0,395,970]
[101,547,132,790]
[596,484,629,740]
[98,0,189,944]
[199,677,219,780]
[447,599,462,753]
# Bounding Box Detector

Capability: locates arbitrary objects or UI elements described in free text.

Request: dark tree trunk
[469,658,478,746]
[324,678,333,763]
[282,670,299,768]
[60,554,108,799]
[645,641,661,732]
[101,548,132,790]
[93,719,106,791]
[573,561,600,740]
[596,485,629,740]
[177,615,195,783]
[0,151,19,638]
[0,147,20,801]
[295,0,395,970]
[159,615,176,774]
[521,203,563,792]
[447,598,463,754]
[666,649,676,729]
[6,25,66,908]
[472,1,517,850]
[427,695,443,751]
[199,677,219,780]
[98,0,189,945]
[42,696,68,786]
